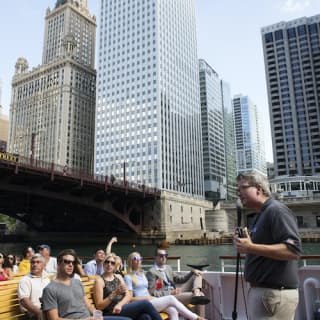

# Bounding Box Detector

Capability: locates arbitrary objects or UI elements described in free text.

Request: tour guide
[234,171,301,320]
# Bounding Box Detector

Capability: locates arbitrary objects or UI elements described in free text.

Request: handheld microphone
[236,198,243,227]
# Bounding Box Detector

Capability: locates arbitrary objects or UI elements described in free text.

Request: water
[0,241,319,271]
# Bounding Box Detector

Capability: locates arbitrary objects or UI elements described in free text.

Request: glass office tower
[233,94,267,176]
[221,80,237,200]
[199,59,226,202]
[95,0,204,196]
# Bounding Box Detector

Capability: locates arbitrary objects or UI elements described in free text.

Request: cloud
[279,0,311,13]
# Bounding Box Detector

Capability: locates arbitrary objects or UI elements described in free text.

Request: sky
[0,0,320,163]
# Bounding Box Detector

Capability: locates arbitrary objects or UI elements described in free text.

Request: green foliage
[0,214,17,232]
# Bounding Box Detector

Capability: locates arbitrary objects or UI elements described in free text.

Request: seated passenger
[37,244,57,276]
[0,253,12,280]
[125,252,205,320]
[42,249,131,320]
[146,247,210,318]
[2,254,14,279]
[93,253,163,320]
[6,254,19,273]
[18,253,50,320]
[19,246,35,275]
[84,248,106,276]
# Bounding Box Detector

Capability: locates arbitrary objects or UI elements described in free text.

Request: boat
[204,256,320,319]
[1,255,319,319]
[141,255,320,320]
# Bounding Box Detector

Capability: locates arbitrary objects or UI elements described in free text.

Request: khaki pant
[174,274,205,317]
[248,287,299,320]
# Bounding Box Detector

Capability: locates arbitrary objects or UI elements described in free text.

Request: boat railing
[79,256,182,272]
[219,255,320,272]
[123,256,181,272]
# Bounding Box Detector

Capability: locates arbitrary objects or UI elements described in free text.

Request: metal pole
[123,161,126,184]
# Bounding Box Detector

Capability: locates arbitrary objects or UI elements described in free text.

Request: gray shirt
[42,278,90,319]
[244,198,301,288]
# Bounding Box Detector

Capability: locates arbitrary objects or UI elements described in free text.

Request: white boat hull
[202,266,320,320]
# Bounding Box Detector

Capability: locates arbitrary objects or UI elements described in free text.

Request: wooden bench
[0,277,25,319]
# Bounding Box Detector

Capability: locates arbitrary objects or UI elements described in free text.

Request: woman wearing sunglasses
[0,253,12,281]
[93,253,163,320]
[124,252,205,320]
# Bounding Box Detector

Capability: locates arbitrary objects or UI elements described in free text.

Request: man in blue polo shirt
[84,248,105,276]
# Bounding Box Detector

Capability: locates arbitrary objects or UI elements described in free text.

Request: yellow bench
[0,277,25,320]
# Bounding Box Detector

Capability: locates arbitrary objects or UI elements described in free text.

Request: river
[0,241,319,271]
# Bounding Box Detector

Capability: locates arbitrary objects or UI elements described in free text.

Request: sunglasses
[158,253,168,258]
[105,260,116,266]
[8,256,14,260]
[133,256,143,261]
[62,259,76,266]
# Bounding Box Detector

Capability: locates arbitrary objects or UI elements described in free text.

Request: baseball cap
[37,244,51,251]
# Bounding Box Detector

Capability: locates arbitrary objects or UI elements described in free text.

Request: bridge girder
[0,162,159,234]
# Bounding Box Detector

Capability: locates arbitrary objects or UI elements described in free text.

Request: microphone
[236,198,243,228]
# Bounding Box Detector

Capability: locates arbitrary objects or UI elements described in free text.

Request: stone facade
[142,191,213,242]
[8,0,96,173]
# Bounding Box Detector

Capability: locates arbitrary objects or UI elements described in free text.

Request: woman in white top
[124,252,205,320]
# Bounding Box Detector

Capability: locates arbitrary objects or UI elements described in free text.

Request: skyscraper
[0,106,9,152]
[9,0,96,172]
[199,59,226,202]
[233,94,267,176]
[261,15,320,196]
[95,0,204,196]
[262,15,320,178]
[221,80,237,200]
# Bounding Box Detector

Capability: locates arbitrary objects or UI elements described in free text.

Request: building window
[296,216,303,228]
[265,32,273,43]
[317,216,320,228]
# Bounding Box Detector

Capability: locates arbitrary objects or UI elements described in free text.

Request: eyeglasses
[105,260,116,266]
[62,259,76,266]
[133,256,143,261]
[31,260,42,264]
[236,185,253,193]
[158,253,168,258]
[8,256,14,260]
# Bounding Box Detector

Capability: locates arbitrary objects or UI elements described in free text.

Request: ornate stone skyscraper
[95,0,204,196]
[9,0,96,172]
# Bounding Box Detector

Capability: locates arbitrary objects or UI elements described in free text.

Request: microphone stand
[232,201,242,320]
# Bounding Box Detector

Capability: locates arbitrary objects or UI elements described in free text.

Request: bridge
[0,153,161,235]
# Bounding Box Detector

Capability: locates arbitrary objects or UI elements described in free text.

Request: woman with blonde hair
[93,253,162,320]
[125,252,205,320]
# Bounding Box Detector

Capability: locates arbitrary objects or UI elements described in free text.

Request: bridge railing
[1,152,160,196]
